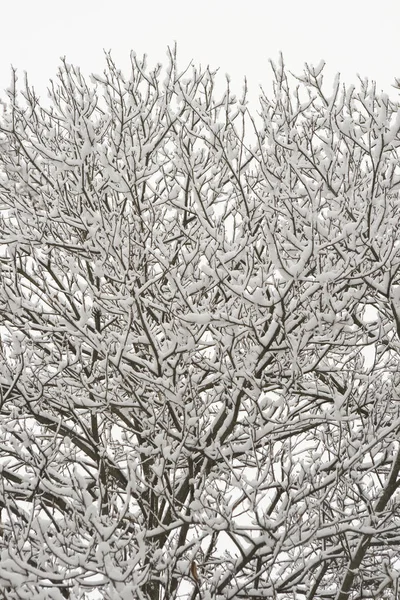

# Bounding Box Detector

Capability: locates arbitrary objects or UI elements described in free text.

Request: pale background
[1,0,399,116]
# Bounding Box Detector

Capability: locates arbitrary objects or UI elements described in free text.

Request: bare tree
[1,47,400,600]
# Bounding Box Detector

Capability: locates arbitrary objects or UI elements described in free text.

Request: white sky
[1,0,400,114]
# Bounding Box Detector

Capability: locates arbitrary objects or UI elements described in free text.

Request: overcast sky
[1,0,399,113]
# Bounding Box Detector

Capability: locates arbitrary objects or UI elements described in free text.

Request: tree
[1,47,400,600]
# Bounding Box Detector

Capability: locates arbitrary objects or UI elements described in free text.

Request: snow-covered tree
[1,47,400,600]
